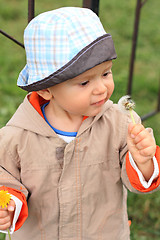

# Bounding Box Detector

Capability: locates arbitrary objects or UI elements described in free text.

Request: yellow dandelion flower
[0,190,11,208]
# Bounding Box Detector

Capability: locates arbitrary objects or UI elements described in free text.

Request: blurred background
[0,0,160,239]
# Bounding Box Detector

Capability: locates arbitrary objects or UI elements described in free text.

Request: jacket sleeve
[0,186,28,231]
[126,146,160,192]
[119,110,160,193]
[0,127,29,231]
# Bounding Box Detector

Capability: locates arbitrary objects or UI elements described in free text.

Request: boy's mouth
[91,98,106,106]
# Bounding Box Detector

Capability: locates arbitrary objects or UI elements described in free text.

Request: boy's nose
[92,79,107,95]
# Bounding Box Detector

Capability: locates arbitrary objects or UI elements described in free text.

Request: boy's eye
[80,81,89,86]
[103,71,111,77]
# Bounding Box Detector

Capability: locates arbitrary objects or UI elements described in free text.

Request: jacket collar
[7,93,113,138]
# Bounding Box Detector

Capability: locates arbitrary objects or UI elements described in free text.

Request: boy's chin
[86,110,102,117]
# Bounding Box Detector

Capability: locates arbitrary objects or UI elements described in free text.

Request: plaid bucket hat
[17,7,117,91]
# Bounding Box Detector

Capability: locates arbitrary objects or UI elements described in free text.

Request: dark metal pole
[28,0,35,23]
[127,0,142,95]
[0,29,24,48]
[141,79,160,121]
[158,79,160,111]
[83,0,100,16]
[141,110,157,121]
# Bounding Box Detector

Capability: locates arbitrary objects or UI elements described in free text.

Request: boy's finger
[0,210,8,218]
[7,200,15,212]
[128,122,134,133]
[0,206,7,211]
[129,123,145,137]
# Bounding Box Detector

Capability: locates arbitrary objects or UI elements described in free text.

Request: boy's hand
[127,123,156,180]
[0,200,15,230]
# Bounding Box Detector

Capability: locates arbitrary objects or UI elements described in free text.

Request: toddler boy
[0,7,160,240]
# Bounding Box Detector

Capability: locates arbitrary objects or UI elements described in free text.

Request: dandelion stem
[129,109,136,124]
[7,229,11,240]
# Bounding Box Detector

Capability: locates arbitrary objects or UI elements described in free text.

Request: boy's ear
[37,89,52,101]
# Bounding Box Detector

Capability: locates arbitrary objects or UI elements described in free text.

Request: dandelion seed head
[118,95,135,114]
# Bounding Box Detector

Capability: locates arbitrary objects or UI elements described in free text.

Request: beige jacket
[0,94,144,240]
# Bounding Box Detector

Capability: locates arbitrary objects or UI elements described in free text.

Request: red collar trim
[29,92,88,121]
[29,92,48,119]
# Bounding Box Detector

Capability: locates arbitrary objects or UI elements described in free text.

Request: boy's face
[49,61,114,117]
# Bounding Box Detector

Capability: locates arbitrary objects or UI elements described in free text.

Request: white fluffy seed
[118,95,135,114]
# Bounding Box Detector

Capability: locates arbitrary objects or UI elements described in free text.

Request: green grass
[0,233,6,240]
[0,0,160,239]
